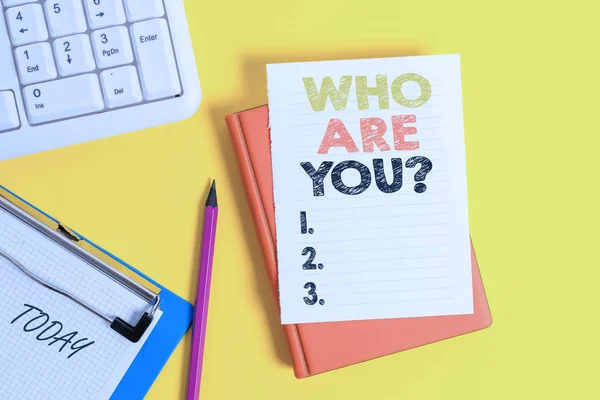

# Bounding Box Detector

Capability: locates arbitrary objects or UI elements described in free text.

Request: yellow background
[1,0,598,398]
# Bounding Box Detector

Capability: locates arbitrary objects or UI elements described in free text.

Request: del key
[130,18,181,101]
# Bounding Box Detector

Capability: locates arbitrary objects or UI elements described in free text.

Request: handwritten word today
[11,304,95,359]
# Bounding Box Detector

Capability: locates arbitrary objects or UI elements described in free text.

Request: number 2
[303,282,318,305]
[63,41,70,52]
[302,247,317,270]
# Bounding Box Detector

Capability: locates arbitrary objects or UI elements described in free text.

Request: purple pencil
[186,180,219,400]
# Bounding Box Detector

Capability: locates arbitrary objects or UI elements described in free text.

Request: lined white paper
[0,206,161,400]
[267,55,473,324]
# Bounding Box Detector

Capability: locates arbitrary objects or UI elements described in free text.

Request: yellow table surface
[1,0,598,398]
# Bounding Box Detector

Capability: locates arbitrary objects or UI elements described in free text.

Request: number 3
[303,282,318,305]
[100,34,107,44]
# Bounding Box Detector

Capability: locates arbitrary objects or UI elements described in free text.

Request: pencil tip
[206,180,218,207]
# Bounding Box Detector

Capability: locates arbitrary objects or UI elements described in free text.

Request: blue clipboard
[0,185,193,400]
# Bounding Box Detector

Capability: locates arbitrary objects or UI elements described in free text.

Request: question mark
[405,156,433,193]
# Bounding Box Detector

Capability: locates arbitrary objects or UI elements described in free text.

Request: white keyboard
[0,0,201,161]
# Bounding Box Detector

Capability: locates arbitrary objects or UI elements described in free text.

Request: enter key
[130,18,181,101]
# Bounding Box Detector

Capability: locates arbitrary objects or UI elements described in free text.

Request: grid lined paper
[267,55,474,324]
[0,207,161,400]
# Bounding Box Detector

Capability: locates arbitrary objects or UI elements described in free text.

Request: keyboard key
[91,26,133,69]
[83,0,126,30]
[53,34,96,77]
[44,0,87,38]
[130,18,181,101]
[23,74,105,124]
[2,0,36,7]
[6,4,49,46]
[0,90,20,132]
[14,42,57,85]
[100,66,142,108]
[123,0,164,23]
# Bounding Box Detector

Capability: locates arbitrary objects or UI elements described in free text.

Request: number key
[83,0,126,29]
[53,34,96,77]
[44,0,87,38]
[22,74,105,124]
[2,0,37,7]
[14,42,57,85]
[91,26,133,69]
[100,66,142,108]
[123,0,164,23]
[6,4,49,46]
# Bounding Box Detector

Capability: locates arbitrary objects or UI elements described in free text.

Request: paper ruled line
[319,276,453,286]
[298,232,450,245]
[290,106,446,117]
[302,201,449,212]
[319,243,451,254]
[319,221,449,233]
[290,130,446,139]
[314,211,449,222]
[325,254,451,265]
[302,265,452,276]
[322,286,453,296]
[287,115,445,123]
[292,154,449,161]
[312,297,455,308]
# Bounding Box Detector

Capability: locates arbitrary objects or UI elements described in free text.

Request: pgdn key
[92,26,134,69]
[23,74,105,124]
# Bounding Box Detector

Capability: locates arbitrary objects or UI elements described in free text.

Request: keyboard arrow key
[7,4,48,46]
[96,12,104,17]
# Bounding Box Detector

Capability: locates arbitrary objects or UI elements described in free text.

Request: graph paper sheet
[0,207,162,400]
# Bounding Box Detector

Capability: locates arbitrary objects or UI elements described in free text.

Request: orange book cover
[226,105,492,378]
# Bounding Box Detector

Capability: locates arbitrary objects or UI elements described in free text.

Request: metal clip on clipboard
[0,193,161,343]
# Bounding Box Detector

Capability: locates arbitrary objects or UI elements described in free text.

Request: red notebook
[226,105,492,378]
